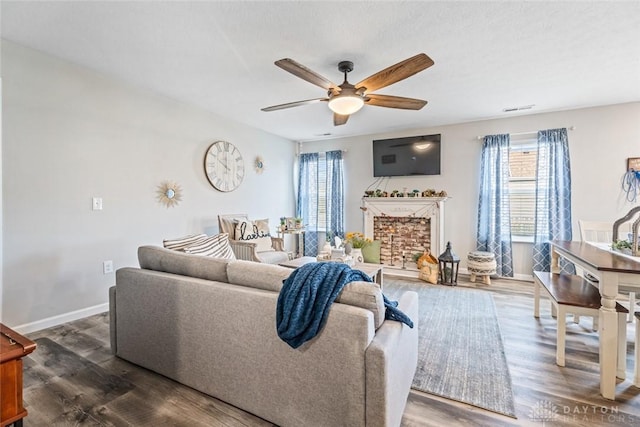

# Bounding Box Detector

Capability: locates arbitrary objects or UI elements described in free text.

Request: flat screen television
[372,134,441,177]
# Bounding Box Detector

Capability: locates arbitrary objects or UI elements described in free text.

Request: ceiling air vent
[503,104,535,113]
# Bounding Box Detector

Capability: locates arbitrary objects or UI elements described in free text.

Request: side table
[1,324,37,427]
[277,228,305,257]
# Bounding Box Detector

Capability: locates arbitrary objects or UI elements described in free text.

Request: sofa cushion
[163,233,208,251]
[138,245,231,282]
[226,260,292,292]
[183,233,236,259]
[257,250,290,264]
[235,219,272,252]
[337,281,385,329]
[227,259,385,328]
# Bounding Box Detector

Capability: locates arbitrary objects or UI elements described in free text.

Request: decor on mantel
[156,181,182,208]
[364,188,447,198]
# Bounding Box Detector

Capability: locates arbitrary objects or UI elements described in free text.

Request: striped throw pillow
[184,233,236,259]
[163,234,208,251]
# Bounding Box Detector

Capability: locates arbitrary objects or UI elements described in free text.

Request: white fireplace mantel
[362,197,447,258]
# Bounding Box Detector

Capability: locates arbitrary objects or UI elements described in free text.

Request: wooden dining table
[550,240,640,400]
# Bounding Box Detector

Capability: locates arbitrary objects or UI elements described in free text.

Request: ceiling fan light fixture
[328,94,364,115]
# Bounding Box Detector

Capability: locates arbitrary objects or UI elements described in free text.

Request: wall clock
[204,140,245,192]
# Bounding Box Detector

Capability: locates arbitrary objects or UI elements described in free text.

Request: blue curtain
[297,151,344,256]
[532,128,574,273]
[297,153,319,256]
[325,150,345,241]
[477,134,514,277]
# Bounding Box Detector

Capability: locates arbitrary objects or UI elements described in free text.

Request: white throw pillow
[235,219,272,252]
[163,234,208,251]
[184,233,236,259]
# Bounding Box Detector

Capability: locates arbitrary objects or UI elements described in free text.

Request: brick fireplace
[362,197,447,273]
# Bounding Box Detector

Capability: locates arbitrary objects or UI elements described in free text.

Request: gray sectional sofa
[109,246,418,427]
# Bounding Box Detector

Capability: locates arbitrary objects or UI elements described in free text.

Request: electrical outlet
[103,260,114,274]
[92,197,103,210]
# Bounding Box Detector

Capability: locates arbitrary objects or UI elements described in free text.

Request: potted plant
[612,239,633,255]
[345,232,371,263]
[391,190,399,197]
[295,217,303,229]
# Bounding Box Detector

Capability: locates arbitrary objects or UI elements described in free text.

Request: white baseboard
[11,303,109,335]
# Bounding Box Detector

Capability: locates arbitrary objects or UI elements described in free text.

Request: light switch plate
[92,197,103,210]
[103,260,113,274]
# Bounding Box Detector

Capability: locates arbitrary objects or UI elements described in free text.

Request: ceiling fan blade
[334,113,349,126]
[355,53,434,94]
[275,58,339,91]
[365,94,427,110]
[261,98,328,112]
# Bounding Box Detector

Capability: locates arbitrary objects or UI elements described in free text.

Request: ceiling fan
[261,53,434,126]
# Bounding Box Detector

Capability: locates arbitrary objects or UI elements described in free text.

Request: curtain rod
[476,126,575,140]
[298,149,348,154]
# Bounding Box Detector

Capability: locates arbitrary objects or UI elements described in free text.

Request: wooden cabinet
[1,324,36,427]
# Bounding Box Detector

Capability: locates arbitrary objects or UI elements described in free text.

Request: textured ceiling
[1,1,639,142]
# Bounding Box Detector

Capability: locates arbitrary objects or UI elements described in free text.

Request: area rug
[384,280,517,418]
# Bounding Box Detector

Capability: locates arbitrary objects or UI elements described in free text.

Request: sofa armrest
[271,237,284,251]
[365,291,419,427]
[229,240,260,262]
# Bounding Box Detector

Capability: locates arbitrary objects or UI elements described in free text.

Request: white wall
[302,102,640,277]
[1,40,296,330]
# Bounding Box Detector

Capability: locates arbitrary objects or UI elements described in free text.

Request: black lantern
[438,241,460,286]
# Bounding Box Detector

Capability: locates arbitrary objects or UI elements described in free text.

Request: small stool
[467,251,497,285]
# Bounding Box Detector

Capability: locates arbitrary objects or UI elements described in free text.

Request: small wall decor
[254,156,265,174]
[157,181,183,208]
[628,157,640,171]
[622,158,640,203]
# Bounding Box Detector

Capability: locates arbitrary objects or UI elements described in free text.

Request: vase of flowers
[345,232,370,263]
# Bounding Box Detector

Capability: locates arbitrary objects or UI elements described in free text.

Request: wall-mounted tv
[372,134,441,177]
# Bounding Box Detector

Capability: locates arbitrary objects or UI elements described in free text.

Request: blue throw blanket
[276,262,414,349]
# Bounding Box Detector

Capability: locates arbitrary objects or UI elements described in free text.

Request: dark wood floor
[20,275,640,426]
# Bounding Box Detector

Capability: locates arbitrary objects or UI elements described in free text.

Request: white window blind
[509,142,537,236]
[317,152,327,231]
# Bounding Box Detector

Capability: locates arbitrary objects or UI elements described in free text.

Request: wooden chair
[578,220,635,322]
[217,214,289,264]
[578,220,616,243]
[533,271,627,377]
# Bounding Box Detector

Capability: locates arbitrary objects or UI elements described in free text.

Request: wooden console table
[1,324,36,427]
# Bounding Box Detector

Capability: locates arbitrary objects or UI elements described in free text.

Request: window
[297,150,344,256]
[509,141,537,237]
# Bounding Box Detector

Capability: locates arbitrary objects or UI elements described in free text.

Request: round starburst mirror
[157,181,183,208]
